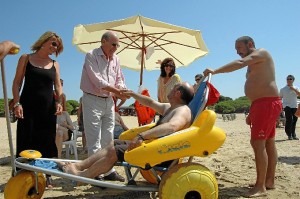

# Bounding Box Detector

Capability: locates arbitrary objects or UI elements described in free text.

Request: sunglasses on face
[195,78,201,81]
[164,64,174,68]
[111,43,120,48]
[51,41,58,47]
[287,78,294,80]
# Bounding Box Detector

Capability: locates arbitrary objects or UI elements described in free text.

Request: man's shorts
[249,97,282,140]
[114,140,131,162]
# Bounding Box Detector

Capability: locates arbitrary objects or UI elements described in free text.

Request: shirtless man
[203,36,282,198]
[60,82,194,179]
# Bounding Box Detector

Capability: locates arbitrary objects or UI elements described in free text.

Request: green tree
[215,101,236,114]
[66,100,79,115]
[218,95,233,102]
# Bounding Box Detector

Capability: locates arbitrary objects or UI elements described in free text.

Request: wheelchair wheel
[4,171,46,199]
[159,163,218,199]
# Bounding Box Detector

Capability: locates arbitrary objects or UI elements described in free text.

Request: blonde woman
[12,31,64,188]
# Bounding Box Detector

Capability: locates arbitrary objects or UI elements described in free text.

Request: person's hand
[14,105,24,119]
[55,103,63,115]
[127,137,143,151]
[288,85,296,91]
[121,89,134,98]
[203,68,215,76]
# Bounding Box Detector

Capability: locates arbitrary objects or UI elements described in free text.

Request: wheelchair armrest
[119,123,156,140]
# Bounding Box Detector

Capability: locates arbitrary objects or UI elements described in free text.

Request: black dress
[16,59,58,158]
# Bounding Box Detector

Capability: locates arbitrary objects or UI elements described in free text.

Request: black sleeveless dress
[16,59,58,158]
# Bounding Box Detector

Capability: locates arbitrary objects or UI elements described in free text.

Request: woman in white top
[56,111,74,158]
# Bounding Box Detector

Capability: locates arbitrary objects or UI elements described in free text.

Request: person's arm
[61,93,67,111]
[123,89,168,115]
[12,54,28,118]
[77,103,82,125]
[0,41,20,61]
[53,61,63,114]
[289,86,300,96]
[116,98,126,110]
[204,49,267,76]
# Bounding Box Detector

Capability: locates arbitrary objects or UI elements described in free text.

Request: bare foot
[249,183,275,190]
[243,187,267,198]
[62,163,80,176]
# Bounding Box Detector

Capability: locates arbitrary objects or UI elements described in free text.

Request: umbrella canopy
[73,15,209,85]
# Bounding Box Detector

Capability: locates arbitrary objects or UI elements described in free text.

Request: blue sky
[1,1,300,106]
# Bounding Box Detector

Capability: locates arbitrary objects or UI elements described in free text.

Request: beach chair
[4,74,226,199]
[117,74,225,197]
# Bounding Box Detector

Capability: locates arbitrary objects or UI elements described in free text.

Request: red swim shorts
[249,97,282,140]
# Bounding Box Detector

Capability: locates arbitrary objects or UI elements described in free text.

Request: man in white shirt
[280,75,300,140]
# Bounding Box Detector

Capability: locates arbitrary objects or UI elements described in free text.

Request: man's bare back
[244,48,279,101]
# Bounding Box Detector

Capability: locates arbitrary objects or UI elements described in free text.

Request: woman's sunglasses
[51,41,59,47]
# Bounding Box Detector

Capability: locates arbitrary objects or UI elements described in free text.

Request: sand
[0,114,300,199]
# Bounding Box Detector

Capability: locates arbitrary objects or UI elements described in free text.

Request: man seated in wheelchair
[58,82,194,179]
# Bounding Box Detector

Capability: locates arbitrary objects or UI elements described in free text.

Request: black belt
[85,92,108,98]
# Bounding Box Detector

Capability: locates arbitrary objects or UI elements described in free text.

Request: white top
[280,85,299,108]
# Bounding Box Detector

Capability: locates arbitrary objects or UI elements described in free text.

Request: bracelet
[13,102,22,108]
[137,134,145,141]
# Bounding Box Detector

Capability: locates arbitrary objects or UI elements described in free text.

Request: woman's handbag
[9,54,29,123]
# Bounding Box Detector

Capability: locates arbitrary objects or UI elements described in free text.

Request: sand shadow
[0,156,11,165]
[278,156,300,165]
[219,186,249,199]
[43,190,150,199]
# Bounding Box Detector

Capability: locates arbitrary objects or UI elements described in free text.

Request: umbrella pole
[0,59,17,176]
[139,36,146,86]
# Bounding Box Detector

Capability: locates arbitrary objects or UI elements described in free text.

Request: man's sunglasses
[287,78,294,80]
[111,43,120,48]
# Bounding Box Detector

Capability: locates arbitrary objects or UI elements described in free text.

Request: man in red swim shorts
[248,97,282,140]
[204,36,282,198]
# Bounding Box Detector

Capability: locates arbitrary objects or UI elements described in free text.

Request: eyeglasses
[164,64,174,68]
[195,79,201,81]
[51,41,58,47]
[287,78,294,80]
[111,43,120,48]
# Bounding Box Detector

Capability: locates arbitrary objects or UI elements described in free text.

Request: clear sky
[1,0,300,106]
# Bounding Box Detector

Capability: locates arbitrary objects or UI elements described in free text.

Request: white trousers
[82,93,115,175]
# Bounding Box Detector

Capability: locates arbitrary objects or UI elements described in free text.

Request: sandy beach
[0,114,300,199]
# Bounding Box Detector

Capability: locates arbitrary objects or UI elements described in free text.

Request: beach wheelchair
[4,74,226,199]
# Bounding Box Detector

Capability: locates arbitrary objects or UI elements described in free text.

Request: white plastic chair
[62,122,80,160]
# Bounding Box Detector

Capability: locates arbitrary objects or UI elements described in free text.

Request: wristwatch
[13,102,22,108]
[137,134,145,141]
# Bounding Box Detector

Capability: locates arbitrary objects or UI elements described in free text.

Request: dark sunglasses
[111,43,120,48]
[164,64,175,68]
[195,78,201,81]
[287,78,294,80]
[51,41,58,47]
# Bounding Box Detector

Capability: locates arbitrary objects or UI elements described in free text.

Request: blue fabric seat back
[188,82,207,121]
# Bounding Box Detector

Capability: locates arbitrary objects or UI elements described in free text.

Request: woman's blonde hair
[31,31,64,56]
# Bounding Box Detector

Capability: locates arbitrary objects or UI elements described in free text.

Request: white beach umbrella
[73,15,209,85]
